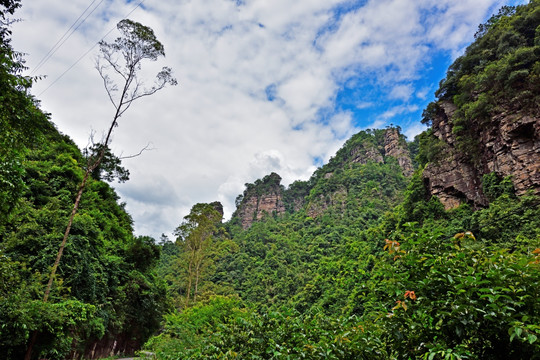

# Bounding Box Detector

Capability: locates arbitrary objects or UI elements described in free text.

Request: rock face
[384,128,414,177]
[234,128,415,228]
[483,113,540,196]
[423,100,540,209]
[346,128,413,176]
[350,144,384,165]
[235,172,285,229]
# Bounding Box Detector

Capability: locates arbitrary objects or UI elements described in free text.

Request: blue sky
[12,0,528,238]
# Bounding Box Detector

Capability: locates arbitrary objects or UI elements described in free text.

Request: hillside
[232,128,413,229]
[0,4,169,358]
[2,1,540,360]
[148,3,540,359]
[420,2,540,209]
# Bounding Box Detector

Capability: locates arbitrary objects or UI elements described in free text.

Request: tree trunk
[185,258,193,308]
[194,262,200,303]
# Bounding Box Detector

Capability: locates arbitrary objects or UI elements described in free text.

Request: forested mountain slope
[420,2,540,209]
[0,2,169,358]
[2,1,540,359]
[149,2,540,359]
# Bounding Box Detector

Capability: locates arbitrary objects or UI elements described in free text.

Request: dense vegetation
[2,1,540,359]
[422,0,540,159]
[147,2,540,359]
[0,1,169,359]
[148,159,540,360]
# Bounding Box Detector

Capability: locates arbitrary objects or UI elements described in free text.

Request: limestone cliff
[345,127,413,177]
[384,128,414,177]
[234,172,285,229]
[233,128,414,228]
[423,101,540,209]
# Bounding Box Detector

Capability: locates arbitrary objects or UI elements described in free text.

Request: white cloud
[389,84,414,101]
[416,86,432,100]
[10,0,516,238]
[403,122,429,141]
[379,105,420,120]
[356,101,374,109]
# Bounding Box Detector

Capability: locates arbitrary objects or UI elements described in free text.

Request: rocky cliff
[234,172,285,229]
[337,127,413,176]
[420,1,540,209]
[384,128,414,177]
[234,128,413,228]
[423,101,540,209]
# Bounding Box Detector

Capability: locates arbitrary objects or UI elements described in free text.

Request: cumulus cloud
[389,84,414,101]
[403,122,429,141]
[380,105,420,120]
[11,0,522,238]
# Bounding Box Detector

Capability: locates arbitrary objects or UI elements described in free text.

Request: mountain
[420,2,540,209]
[148,3,540,359]
[3,1,540,359]
[233,127,413,229]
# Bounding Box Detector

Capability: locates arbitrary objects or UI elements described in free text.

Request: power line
[37,0,146,97]
[31,0,106,75]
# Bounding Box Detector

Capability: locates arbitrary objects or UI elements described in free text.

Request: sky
[11,0,527,239]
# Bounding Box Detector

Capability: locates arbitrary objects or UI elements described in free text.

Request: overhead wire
[31,0,106,75]
[36,0,146,97]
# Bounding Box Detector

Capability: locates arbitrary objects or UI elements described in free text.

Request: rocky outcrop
[423,100,540,209]
[350,144,384,165]
[482,113,540,196]
[234,128,415,227]
[235,172,285,229]
[384,128,414,177]
[347,128,413,176]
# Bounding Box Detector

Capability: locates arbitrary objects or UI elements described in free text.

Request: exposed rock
[384,128,414,177]
[423,152,486,209]
[483,114,540,197]
[423,100,540,209]
[235,172,285,229]
[346,128,413,177]
[350,144,384,165]
[233,127,415,227]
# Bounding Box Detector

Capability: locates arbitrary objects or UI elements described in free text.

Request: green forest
[1,1,540,359]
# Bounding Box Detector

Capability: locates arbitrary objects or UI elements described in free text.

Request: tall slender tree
[174,203,223,307]
[25,19,176,360]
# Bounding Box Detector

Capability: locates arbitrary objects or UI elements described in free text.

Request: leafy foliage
[0,7,169,358]
[0,123,169,358]
[148,100,540,358]
[3,2,540,359]
[425,1,540,158]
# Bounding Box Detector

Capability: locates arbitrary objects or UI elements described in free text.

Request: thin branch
[98,70,118,108]
[119,143,155,159]
[105,53,129,81]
